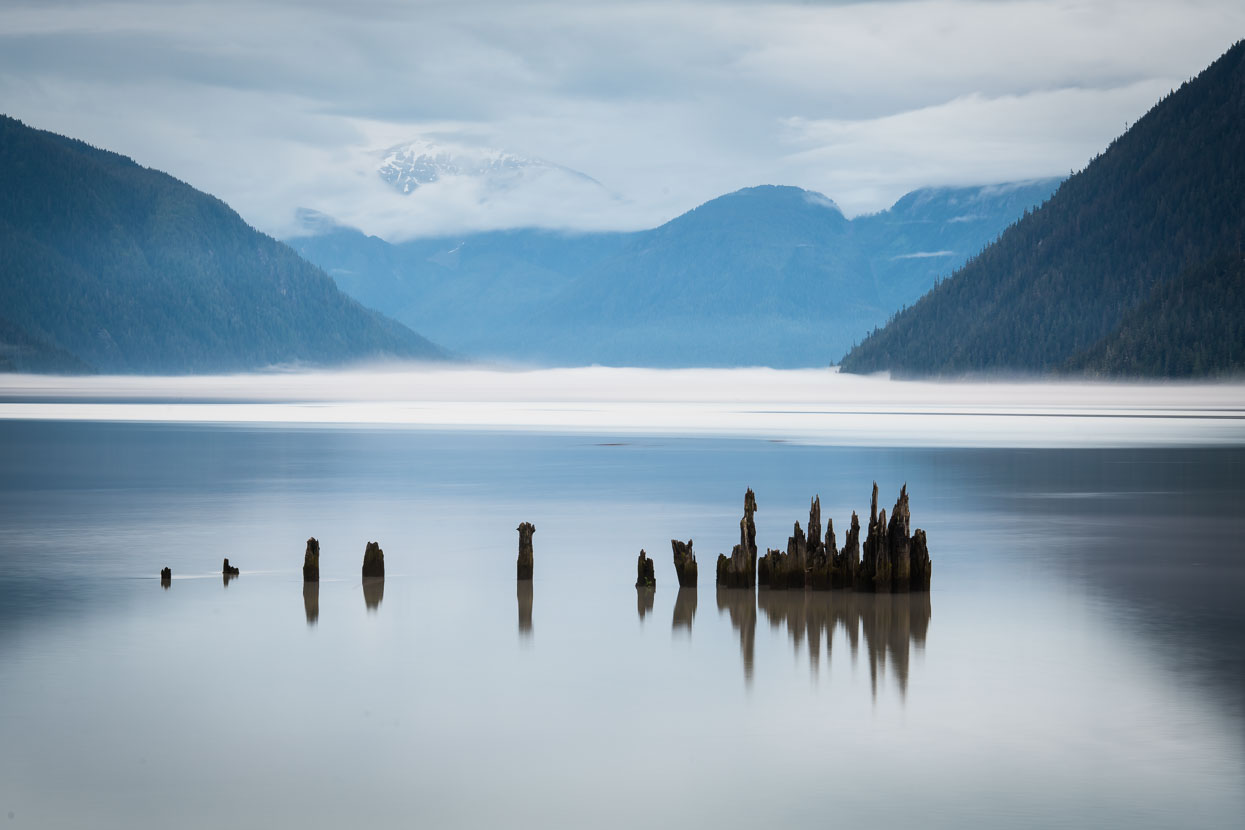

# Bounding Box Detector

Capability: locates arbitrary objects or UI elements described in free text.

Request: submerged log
[362,541,385,578]
[635,549,656,588]
[222,558,239,576]
[303,537,320,582]
[672,538,698,587]
[717,488,759,588]
[516,522,535,580]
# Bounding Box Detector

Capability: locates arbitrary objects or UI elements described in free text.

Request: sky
[1,0,1241,240]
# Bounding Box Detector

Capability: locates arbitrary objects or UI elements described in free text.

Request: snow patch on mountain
[377,139,605,195]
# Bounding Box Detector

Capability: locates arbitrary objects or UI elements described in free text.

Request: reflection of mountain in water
[758,590,931,698]
[636,586,655,620]
[303,582,318,625]
[363,577,384,611]
[517,581,533,636]
[673,587,696,633]
[716,588,756,682]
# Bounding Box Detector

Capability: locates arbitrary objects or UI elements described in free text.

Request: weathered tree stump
[672,538,697,587]
[303,537,320,582]
[835,511,861,588]
[717,488,758,588]
[516,522,535,580]
[362,541,385,578]
[911,529,932,591]
[635,549,656,588]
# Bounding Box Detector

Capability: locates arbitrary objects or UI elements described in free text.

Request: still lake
[1,372,1243,828]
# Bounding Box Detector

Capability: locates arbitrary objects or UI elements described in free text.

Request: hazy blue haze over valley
[292,180,1060,367]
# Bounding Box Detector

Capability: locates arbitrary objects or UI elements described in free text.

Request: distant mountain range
[0,115,444,374]
[291,179,1060,367]
[16,38,1236,381]
[840,40,1245,377]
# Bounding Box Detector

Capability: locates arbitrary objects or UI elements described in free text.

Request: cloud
[778,80,1175,214]
[0,0,1241,238]
[891,250,955,259]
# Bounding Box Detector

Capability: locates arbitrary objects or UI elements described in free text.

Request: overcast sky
[1,0,1240,240]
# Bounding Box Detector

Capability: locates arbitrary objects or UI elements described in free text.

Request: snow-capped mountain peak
[377,139,576,194]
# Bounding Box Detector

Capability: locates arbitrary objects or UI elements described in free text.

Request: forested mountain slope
[839,40,1245,377]
[0,116,443,373]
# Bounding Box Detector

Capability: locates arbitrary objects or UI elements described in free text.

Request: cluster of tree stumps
[504,486,931,594]
[501,485,929,594]
[593,484,931,593]
[757,484,931,592]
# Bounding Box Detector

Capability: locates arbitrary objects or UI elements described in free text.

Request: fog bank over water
[2,366,1243,447]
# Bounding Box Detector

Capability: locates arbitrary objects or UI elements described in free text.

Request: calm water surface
[1,421,1242,828]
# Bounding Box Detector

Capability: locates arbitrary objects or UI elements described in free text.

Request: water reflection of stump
[303,581,319,625]
[636,585,655,619]
[222,572,237,588]
[363,577,384,611]
[756,590,931,698]
[715,587,756,683]
[517,580,533,636]
[673,587,697,633]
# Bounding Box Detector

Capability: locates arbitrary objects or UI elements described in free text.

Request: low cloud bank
[2,366,1242,448]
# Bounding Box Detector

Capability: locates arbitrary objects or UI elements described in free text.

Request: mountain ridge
[0,115,445,374]
[292,178,1060,367]
[839,40,1245,377]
